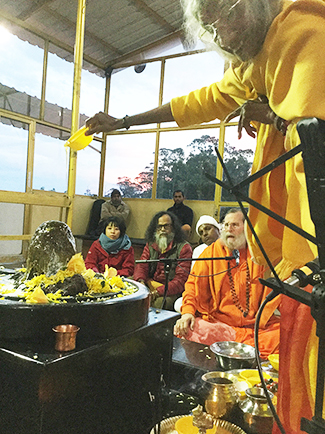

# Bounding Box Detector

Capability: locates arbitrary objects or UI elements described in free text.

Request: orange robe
[181,239,281,358]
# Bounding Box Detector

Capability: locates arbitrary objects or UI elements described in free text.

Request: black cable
[254,293,286,434]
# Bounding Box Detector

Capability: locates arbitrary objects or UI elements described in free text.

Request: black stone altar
[0,308,178,434]
[0,279,150,343]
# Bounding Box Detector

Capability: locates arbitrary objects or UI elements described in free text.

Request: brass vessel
[201,371,239,419]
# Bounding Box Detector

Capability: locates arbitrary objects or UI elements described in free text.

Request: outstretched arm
[85,103,174,135]
[224,97,276,139]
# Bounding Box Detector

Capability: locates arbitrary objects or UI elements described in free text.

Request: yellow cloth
[170,1,325,432]
[147,279,162,291]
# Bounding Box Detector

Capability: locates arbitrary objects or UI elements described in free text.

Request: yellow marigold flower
[109,276,125,289]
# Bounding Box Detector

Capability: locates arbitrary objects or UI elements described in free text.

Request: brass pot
[201,371,239,420]
[239,387,274,434]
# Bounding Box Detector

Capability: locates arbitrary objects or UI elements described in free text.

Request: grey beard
[220,230,246,251]
[155,232,174,252]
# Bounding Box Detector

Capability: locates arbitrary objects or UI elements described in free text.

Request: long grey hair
[180,0,283,62]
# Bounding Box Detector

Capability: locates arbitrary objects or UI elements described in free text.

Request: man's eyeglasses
[198,0,243,46]
[156,224,172,231]
[223,222,240,229]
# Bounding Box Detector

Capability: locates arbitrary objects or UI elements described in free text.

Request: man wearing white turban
[192,215,220,267]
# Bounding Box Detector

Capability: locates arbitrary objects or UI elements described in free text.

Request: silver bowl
[210,341,256,370]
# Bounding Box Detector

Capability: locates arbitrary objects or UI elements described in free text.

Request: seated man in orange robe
[174,208,281,359]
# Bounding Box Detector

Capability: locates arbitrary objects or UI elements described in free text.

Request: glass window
[162,51,224,128]
[33,125,68,192]
[0,203,24,255]
[44,45,74,128]
[0,26,44,117]
[0,118,28,192]
[109,62,161,130]
[163,51,224,102]
[221,125,256,201]
[157,128,220,200]
[80,69,106,119]
[104,133,156,198]
[76,141,101,196]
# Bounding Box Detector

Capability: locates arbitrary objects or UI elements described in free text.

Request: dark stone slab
[0,308,178,434]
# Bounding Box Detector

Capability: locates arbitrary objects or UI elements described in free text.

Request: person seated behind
[133,211,192,310]
[174,208,281,358]
[100,189,130,226]
[167,190,193,239]
[192,215,220,267]
[175,215,221,314]
[85,216,134,277]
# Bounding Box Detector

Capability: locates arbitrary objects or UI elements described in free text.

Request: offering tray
[224,368,278,399]
[150,415,247,434]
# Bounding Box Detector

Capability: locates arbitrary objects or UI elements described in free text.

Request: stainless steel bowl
[210,341,256,370]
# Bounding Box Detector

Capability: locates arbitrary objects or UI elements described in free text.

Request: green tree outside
[117,134,253,200]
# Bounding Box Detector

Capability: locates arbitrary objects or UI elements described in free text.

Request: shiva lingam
[192,405,214,433]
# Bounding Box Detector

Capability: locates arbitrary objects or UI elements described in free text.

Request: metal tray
[150,415,247,434]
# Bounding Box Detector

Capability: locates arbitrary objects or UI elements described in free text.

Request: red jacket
[85,239,135,277]
[133,240,192,296]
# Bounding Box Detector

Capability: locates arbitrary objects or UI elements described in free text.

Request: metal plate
[150,415,247,434]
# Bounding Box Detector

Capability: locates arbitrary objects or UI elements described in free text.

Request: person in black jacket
[167,190,193,239]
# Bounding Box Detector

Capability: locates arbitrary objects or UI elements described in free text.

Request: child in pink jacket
[85,216,134,277]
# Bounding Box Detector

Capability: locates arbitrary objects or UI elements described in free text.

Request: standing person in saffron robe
[174,209,280,359]
[86,1,325,431]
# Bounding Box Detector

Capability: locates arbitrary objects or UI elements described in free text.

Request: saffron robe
[171,1,325,431]
[182,239,280,358]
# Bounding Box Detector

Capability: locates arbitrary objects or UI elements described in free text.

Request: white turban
[196,215,220,236]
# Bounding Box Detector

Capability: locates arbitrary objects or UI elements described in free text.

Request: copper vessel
[53,324,80,351]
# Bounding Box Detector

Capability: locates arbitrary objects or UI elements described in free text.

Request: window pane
[80,69,105,118]
[221,125,256,201]
[44,45,74,128]
[104,134,156,198]
[157,129,220,200]
[162,51,225,128]
[76,141,101,196]
[109,62,161,130]
[33,125,68,192]
[0,119,28,192]
[0,27,44,117]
